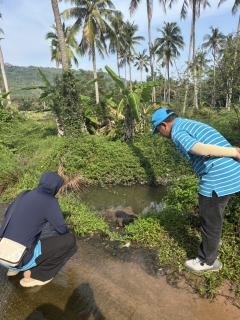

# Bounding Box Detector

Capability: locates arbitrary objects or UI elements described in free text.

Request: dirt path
[0,204,239,320]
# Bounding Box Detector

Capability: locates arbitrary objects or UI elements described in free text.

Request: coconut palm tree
[46,23,80,68]
[119,49,128,87]
[218,1,240,108]
[218,0,240,14]
[134,49,150,83]
[202,26,225,107]
[168,0,211,111]
[0,12,11,104]
[129,0,167,102]
[51,0,69,71]
[193,49,210,103]
[0,42,11,105]
[106,11,124,78]
[122,21,145,91]
[62,0,119,104]
[154,22,185,103]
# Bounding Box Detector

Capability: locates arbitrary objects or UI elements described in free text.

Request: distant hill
[4,64,116,102]
[5,64,63,101]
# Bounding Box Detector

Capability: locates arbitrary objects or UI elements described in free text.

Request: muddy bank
[0,204,239,320]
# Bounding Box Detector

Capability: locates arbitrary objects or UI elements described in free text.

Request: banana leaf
[128,92,140,123]
[37,68,52,87]
[105,66,125,90]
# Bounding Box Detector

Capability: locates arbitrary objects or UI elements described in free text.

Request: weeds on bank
[1,111,240,304]
[122,177,240,304]
[0,111,191,202]
[58,194,110,236]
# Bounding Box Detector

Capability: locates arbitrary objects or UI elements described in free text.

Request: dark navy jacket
[0,172,69,262]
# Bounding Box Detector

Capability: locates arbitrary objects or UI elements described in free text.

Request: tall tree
[0,12,10,104]
[119,49,128,87]
[122,20,145,91]
[134,49,150,83]
[218,0,240,14]
[0,45,10,104]
[51,0,69,71]
[216,33,240,111]
[62,0,118,104]
[169,0,211,112]
[202,26,225,107]
[106,11,124,79]
[129,0,166,102]
[154,21,185,103]
[46,23,80,68]
[218,1,240,109]
[193,49,210,104]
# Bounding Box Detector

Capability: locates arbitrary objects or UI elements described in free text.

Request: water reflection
[80,185,167,215]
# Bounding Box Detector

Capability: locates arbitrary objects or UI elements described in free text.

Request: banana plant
[105,65,162,142]
[22,68,57,102]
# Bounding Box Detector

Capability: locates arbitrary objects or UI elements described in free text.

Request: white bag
[0,237,28,267]
[0,190,30,268]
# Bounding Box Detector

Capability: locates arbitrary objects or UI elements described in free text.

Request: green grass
[1,109,240,305]
[58,194,110,236]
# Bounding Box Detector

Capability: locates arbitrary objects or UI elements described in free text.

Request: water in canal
[80,185,167,215]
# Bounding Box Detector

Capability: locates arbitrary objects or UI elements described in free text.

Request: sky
[0,0,239,81]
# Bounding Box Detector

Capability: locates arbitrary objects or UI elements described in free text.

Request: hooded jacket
[0,172,69,251]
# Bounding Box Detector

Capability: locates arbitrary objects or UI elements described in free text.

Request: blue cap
[151,108,174,135]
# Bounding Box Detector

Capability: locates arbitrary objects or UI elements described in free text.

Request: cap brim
[151,126,158,135]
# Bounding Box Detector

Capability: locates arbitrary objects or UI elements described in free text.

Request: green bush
[58,194,109,236]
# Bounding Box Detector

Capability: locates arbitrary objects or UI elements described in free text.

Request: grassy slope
[0,109,240,303]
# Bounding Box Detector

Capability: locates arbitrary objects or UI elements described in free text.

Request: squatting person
[0,171,77,287]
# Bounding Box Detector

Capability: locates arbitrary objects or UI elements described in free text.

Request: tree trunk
[174,60,182,81]
[152,52,156,95]
[146,0,155,102]
[92,43,99,104]
[0,46,11,104]
[225,16,240,111]
[213,51,216,108]
[183,15,193,114]
[192,0,198,109]
[124,63,127,87]
[124,103,134,142]
[129,59,132,92]
[51,0,69,71]
[167,61,170,103]
[117,51,121,78]
[199,71,202,104]
[164,67,167,102]
[193,67,198,108]
[117,51,122,93]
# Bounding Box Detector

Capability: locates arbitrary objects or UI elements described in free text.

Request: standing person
[0,172,77,287]
[151,108,240,272]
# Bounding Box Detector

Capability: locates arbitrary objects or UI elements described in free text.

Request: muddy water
[0,204,239,320]
[80,185,167,214]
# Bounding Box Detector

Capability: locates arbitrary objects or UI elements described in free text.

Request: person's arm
[45,200,69,235]
[190,142,240,158]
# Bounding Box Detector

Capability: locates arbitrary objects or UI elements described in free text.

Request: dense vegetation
[1,0,240,308]
[5,64,119,104]
[0,108,240,306]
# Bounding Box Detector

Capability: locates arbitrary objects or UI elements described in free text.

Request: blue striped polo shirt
[171,117,240,197]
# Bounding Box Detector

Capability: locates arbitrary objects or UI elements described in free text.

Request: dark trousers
[197,191,230,265]
[30,224,77,281]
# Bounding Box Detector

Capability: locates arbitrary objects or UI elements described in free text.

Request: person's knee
[64,233,76,249]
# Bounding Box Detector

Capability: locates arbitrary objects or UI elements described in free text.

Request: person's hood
[37,172,64,196]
